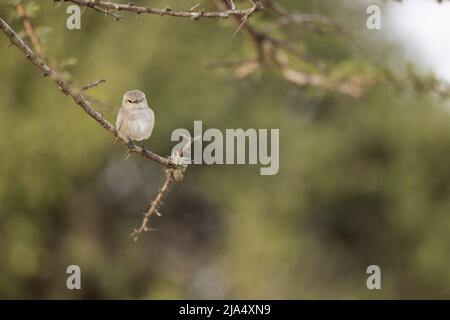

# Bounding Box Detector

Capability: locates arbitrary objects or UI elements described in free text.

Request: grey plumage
[116,90,155,142]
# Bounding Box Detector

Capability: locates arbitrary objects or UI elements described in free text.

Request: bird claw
[127,139,133,149]
[123,139,134,161]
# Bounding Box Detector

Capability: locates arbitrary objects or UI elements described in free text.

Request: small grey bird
[116,90,155,143]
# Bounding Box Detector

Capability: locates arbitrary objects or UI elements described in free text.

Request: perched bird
[116,90,155,143]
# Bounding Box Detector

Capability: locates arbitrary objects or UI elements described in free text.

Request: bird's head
[122,90,148,108]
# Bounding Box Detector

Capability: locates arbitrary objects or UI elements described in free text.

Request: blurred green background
[1,0,450,299]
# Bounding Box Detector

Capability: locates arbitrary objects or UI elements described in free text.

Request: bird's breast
[124,107,155,141]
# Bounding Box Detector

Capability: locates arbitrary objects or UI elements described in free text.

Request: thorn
[233,15,248,37]
[127,138,134,150]
[191,11,203,21]
[226,0,236,10]
[189,3,200,11]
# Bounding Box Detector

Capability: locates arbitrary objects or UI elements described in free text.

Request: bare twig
[226,0,236,10]
[131,137,193,241]
[81,78,106,91]
[52,0,263,21]
[232,0,261,36]
[131,169,176,241]
[90,4,123,20]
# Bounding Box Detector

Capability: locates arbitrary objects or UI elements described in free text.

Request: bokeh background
[1,0,450,299]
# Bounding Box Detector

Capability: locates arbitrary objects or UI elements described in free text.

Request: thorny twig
[232,0,262,36]
[131,169,178,241]
[89,4,123,21]
[52,0,264,21]
[131,137,194,241]
[81,78,106,91]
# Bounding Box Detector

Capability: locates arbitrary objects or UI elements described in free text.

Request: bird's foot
[127,138,134,150]
[123,139,134,162]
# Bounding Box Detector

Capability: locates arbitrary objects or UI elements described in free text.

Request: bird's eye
[127,100,132,103]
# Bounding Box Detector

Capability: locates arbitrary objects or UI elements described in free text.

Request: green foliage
[0,0,449,299]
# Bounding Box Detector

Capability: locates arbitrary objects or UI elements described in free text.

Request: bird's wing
[148,108,155,135]
[116,108,125,129]
[116,107,129,138]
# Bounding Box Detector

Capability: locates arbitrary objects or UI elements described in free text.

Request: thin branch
[232,0,260,36]
[52,0,264,20]
[90,4,123,20]
[81,78,106,91]
[0,17,180,169]
[131,137,193,241]
[131,169,176,241]
[16,0,45,57]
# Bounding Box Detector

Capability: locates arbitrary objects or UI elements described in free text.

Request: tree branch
[81,78,106,91]
[131,136,192,241]
[0,17,180,169]
[131,169,175,241]
[53,0,264,21]
[16,0,45,57]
